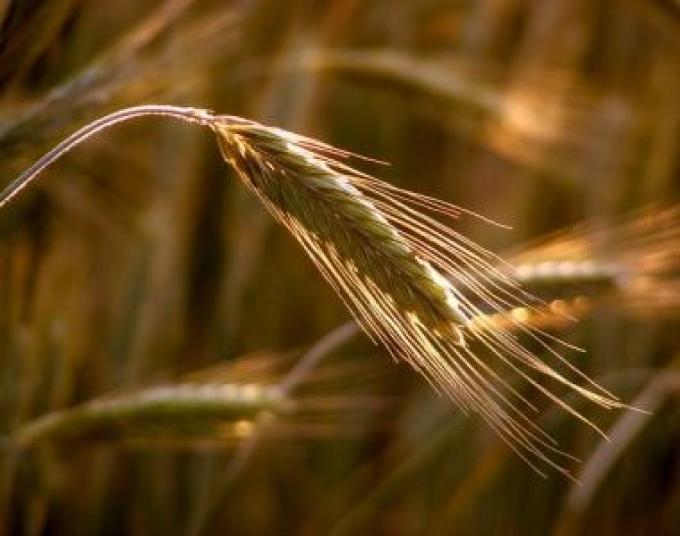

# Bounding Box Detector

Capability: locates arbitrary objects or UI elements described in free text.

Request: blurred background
[0,0,678,534]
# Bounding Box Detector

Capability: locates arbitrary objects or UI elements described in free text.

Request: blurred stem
[279,322,359,393]
[328,421,462,536]
[555,366,680,535]
[187,321,359,536]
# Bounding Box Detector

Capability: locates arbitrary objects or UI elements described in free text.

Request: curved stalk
[0,104,216,208]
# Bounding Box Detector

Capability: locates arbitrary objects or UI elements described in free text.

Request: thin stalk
[279,321,359,393]
[188,321,360,536]
[556,368,680,536]
[0,105,216,209]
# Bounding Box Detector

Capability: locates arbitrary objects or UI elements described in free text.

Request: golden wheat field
[0,1,678,535]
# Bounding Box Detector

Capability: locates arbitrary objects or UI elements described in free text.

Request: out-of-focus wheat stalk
[1,105,636,476]
[0,3,237,158]
[466,206,680,333]
[505,206,680,314]
[187,321,363,536]
[10,336,381,448]
[301,49,631,179]
[556,366,680,536]
[13,382,291,447]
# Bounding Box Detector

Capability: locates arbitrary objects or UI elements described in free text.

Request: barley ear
[210,116,629,477]
[2,105,632,476]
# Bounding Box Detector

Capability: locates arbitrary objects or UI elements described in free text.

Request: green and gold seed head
[1,105,634,476]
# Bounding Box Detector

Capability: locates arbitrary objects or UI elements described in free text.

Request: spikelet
[211,116,625,476]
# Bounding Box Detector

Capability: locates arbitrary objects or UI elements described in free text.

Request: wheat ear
[1,105,629,476]
[210,117,629,477]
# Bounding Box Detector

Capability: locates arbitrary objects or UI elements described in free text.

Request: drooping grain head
[212,117,626,476]
[0,104,630,477]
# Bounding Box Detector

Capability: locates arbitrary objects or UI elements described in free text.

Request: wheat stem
[0,104,215,209]
[557,368,680,535]
[188,321,362,536]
